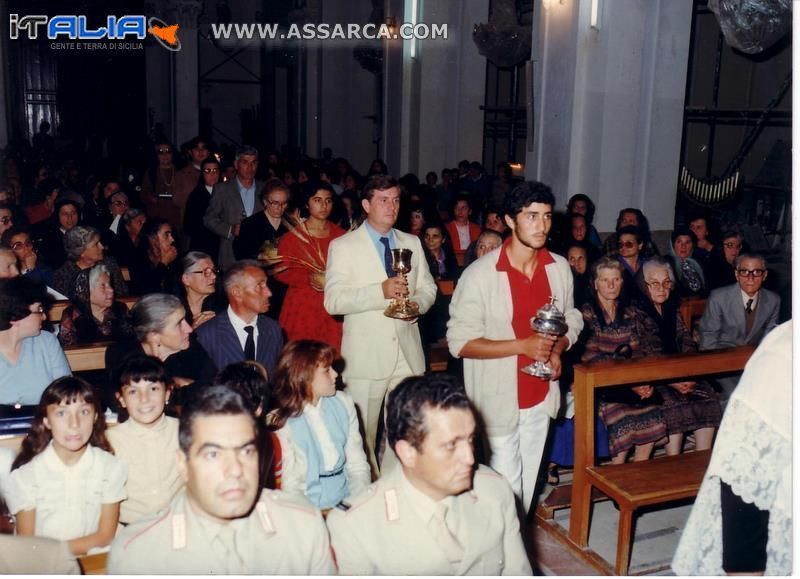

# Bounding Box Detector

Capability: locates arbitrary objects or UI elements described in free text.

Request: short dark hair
[504,181,555,219]
[617,225,643,244]
[303,180,335,203]
[115,355,171,392]
[215,361,270,415]
[179,385,256,454]
[0,276,48,331]
[386,374,472,452]
[671,226,697,246]
[361,174,398,202]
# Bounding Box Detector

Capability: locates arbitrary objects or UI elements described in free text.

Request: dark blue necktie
[380,237,395,278]
[243,326,255,360]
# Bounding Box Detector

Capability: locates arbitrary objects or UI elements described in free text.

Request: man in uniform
[108,386,335,575]
[326,374,532,575]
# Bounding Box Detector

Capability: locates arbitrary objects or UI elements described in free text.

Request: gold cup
[384,248,420,320]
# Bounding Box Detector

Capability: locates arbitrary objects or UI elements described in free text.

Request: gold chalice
[384,248,420,320]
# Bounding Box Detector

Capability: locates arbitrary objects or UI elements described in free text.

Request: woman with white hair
[58,264,133,347]
[51,225,127,297]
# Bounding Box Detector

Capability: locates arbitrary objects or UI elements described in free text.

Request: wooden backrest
[48,295,138,323]
[64,342,111,372]
[678,297,706,331]
[121,266,130,281]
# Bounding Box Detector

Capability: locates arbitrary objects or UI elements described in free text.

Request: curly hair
[503,181,555,219]
[267,340,336,429]
[12,376,112,470]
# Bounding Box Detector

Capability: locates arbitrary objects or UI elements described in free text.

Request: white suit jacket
[324,224,437,380]
[447,248,583,436]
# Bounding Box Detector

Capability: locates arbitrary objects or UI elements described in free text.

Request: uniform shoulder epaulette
[337,482,380,516]
[122,507,172,549]
[262,489,319,516]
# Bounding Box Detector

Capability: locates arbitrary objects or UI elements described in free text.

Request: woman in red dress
[275,182,345,351]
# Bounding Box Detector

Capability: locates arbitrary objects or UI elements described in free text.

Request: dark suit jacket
[183,184,218,259]
[698,283,780,350]
[195,310,283,376]
[203,178,265,269]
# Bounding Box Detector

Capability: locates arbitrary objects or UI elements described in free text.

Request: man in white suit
[447,181,583,513]
[325,175,437,473]
[326,374,532,575]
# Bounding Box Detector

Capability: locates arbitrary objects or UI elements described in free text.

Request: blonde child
[107,355,182,525]
[6,376,126,555]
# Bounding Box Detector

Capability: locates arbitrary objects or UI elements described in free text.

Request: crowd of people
[0,137,786,574]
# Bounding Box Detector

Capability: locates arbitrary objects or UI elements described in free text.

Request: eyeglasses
[736,268,765,278]
[723,242,742,249]
[203,167,219,174]
[28,307,45,316]
[618,240,638,249]
[111,200,129,206]
[0,217,11,225]
[190,267,218,277]
[10,240,33,251]
[157,148,172,154]
[645,280,673,291]
[267,200,288,208]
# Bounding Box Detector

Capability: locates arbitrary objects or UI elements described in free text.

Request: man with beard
[447,181,583,514]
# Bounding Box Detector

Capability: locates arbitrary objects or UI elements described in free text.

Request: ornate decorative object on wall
[708,0,791,54]
[473,0,533,68]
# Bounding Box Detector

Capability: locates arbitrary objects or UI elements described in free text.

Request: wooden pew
[64,342,111,373]
[121,266,130,282]
[561,345,754,575]
[48,295,138,323]
[77,552,108,575]
[678,297,706,331]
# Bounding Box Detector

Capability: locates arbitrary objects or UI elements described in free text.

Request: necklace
[160,166,175,188]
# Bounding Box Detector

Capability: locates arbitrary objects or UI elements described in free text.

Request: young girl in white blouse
[269,340,370,510]
[6,376,126,555]
[107,355,182,525]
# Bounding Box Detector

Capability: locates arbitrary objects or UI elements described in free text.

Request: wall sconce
[590,0,601,29]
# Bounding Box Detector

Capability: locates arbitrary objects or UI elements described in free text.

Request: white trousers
[487,402,551,513]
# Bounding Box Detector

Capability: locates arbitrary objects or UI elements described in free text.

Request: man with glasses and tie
[699,252,780,403]
[327,374,532,575]
[325,174,436,475]
[109,386,335,574]
[195,260,283,377]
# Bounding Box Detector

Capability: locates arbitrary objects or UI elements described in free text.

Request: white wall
[528,0,693,232]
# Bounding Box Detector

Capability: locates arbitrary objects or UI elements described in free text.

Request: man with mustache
[327,374,532,575]
[447,181,583,515]
[108,386,334,574]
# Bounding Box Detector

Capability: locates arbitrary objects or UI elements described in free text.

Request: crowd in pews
[0,139,786,574]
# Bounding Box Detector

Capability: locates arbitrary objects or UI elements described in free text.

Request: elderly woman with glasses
[58,264,133,347]
[52,225,128,298]
[580,256,666,464]
[177,251,225,329]
[635,257,720,455]
[0,276,71,405]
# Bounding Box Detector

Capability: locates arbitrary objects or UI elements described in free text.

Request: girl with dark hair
[274,182,345,350]
[268,340,369,510]
[38,198,81,269]
[5,376,125,555]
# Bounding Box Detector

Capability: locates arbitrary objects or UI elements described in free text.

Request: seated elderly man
[327,373,532,575]
[195,260,283,376]
[108,386,335,574]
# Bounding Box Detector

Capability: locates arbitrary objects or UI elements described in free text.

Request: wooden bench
[678,297,706,332]
[64,342,111,372]
[120,266,130,282]
[552,345,754,575]
[48,295,139,323]
[77,552,108,574]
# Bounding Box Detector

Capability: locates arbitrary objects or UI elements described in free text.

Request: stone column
[527,0,693,232]
[171,0,202,145]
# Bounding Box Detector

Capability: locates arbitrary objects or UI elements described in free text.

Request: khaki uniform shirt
[107,415,183,524]
[326,465,532,575]
[0,535,79,574]
[108,489,335,575]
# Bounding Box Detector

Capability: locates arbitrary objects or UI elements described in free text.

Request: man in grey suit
[699,252,780,402]
[196,260,283,377]
[327,374,532,576]
[203,146,265,270]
